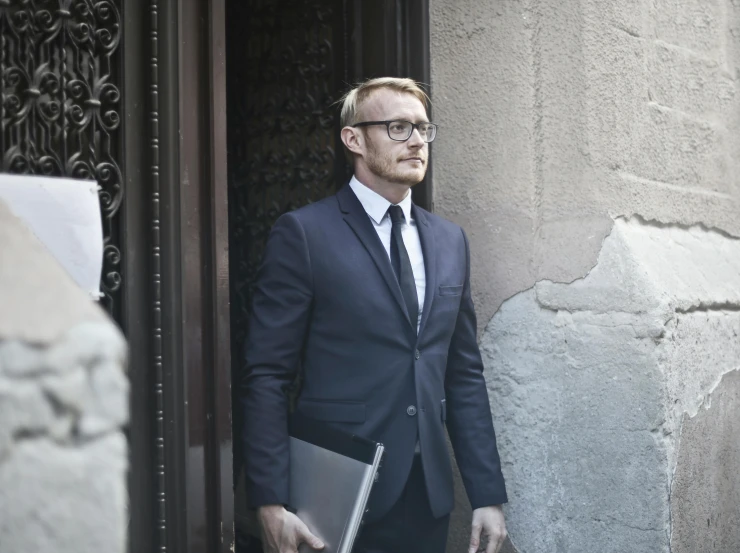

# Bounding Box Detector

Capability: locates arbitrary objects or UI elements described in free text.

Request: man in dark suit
[241,77,508,553]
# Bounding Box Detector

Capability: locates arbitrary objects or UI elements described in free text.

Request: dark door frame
[125,0,232,552]
[158,0,234,551]
[125,1,431,552]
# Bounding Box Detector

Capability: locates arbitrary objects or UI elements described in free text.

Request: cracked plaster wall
[430,0,740,551]
[669,370,740,553]
[0,200,129,553]
[484,219,740,552]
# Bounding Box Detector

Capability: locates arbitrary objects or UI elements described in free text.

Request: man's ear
[340,126,363,157]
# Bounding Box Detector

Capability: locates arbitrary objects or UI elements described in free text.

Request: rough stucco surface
[0,199,107,343]
[484,219,740,552]
[430,0,740,551]
[670,370,740,553]
[0,203,129,553]
[431,0,740,329]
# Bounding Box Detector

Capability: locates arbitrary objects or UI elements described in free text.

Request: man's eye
[390,123,407,133]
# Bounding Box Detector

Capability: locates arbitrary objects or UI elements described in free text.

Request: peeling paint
[474,217,740,553]
[430,0,740,549]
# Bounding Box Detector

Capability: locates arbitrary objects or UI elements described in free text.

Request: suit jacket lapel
[337,185,412,328]
[413,203,436,339]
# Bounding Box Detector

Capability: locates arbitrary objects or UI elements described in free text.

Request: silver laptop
[289,418,385,553]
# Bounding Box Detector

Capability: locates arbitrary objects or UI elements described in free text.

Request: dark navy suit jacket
[241,184,507,522]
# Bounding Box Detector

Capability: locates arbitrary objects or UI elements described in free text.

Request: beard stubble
[364,133,426,186]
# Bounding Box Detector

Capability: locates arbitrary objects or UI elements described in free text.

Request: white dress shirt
[349,176,426,330]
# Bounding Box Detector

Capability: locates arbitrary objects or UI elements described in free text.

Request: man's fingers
[486,528,507,553]
[296,519,325,550]
[468,522,483,553]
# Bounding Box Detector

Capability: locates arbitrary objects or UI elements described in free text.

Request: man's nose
[407,128,425,147]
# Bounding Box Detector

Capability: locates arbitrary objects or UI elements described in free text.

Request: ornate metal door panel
[226,0,346,390]
[0,0,124,320]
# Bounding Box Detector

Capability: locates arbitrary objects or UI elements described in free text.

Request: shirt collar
[349,175,413,225]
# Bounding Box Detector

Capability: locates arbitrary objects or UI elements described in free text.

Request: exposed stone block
[0,199,129,553]
[0,434,127,553]
[79,359,130,438]
[483,218,740,552]
[0,378,56,460]
[0,341,48,378]
[670,370,740,553]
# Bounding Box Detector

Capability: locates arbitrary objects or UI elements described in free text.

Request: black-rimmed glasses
[352,120,438,143]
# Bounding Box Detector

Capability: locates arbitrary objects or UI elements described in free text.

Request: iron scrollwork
[0,0,124,320]
[228,0,342,362]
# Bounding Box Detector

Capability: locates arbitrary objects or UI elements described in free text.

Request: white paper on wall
[0,174,104,300]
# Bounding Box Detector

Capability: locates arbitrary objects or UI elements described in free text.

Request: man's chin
[392,168,427,186]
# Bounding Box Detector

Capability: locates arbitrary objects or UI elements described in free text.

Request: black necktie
[388,205,419,331]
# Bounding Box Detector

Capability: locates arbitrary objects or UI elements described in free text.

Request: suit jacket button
[407,405,417,416]
[414,349,421,360]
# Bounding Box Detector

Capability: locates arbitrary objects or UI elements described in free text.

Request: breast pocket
[296,399,366,423]
[438,284,463,297]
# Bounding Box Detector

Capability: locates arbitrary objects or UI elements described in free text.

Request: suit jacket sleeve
[445,227,508,508]
[239,212,313,508]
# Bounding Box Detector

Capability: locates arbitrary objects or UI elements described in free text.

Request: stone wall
[0,199,129,553]
[485,219,740,552]
[430,0,740,551]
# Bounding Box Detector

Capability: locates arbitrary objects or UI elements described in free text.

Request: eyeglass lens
[388,121,436,143]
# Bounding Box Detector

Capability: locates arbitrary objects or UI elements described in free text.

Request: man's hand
[258,504,325,553]
[468,505,507,553]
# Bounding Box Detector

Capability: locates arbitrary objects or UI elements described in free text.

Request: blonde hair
[338,77,430,162]
[339,77,430,129]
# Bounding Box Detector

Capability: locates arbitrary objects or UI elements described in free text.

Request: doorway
[225,1,349,547]
[224,0,431,549]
